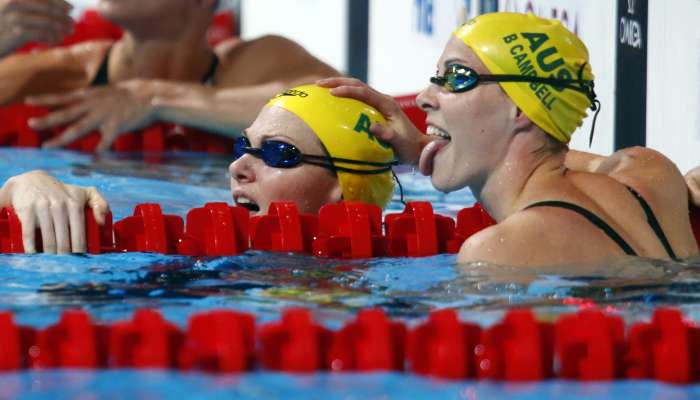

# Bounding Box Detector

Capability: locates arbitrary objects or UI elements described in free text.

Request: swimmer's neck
[475,133,569,222]
[107,30,215,83]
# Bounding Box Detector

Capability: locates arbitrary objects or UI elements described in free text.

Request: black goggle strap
[300,154,399,175]
[576,62,602,147]
[391,169,406,205]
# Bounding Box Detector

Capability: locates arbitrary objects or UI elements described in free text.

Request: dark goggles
[430,63,595,99]
[233,136,397,175]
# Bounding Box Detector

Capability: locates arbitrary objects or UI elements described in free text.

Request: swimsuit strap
[625,186,679,261]
[524,200,638,256]
[201,54,219,85]
[90,48,219,86]
[90,46,111,86]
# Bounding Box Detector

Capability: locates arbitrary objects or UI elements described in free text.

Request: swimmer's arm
[127,36,340,136]
[0,41,111,105]
[145,80,303,137]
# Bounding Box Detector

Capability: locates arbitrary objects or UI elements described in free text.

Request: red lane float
[0,201,523,258]
[0,307,698,384]
[3,201,698,259]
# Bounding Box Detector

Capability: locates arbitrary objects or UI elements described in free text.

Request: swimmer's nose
[417,83,440,112]
[229,155,256,183]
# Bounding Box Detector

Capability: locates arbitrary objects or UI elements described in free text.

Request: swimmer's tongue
[418,139,449,176]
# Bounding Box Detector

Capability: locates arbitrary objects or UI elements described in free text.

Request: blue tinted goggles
[233,136,397,174]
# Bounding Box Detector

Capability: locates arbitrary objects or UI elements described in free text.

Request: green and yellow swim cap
[454,12,595,143]
[267,84,396,208]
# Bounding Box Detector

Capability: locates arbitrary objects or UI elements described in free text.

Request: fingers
[95,121,120,153]
[66,197,86,253]
[15,206,37,254]
[50,200,70,253]
[83,186,109,225]
[26,89,87,107]
[34,200,56,253]
[28,102,89,130]
[5,0,72,16]
[42,110,104,148]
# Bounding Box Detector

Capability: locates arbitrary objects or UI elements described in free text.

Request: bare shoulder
[458,211,567,266]
[217,35,338,85]
[597,146,683,184]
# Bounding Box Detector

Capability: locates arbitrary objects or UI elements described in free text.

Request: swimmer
[320,12,699,266]
[0,0,338,151]
[0,84,396,253]
[0,0,73,58]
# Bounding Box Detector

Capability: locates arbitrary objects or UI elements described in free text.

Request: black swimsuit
[524,186,679,261]
[90,47,220,86]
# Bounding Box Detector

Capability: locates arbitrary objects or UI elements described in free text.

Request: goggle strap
[302,159,395,175]
[479,74,593,96]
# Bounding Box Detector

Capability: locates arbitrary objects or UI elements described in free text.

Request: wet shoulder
[457,211,604,266]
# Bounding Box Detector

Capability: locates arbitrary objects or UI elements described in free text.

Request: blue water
[1,148,700,399]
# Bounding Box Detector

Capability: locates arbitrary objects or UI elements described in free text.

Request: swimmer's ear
[513,107,534,133]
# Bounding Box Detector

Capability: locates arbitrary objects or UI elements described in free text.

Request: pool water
[1,148,700,399]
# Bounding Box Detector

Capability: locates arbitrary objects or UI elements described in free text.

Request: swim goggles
[430,63,601,146]
[430,63,595,98]
[233,136,397,174]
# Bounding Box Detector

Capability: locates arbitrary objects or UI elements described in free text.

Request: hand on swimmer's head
[317,77,439,169]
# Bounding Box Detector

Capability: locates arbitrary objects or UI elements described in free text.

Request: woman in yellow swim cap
[230,84,396,215]
[320,12,699,266]
[0,84,397,253]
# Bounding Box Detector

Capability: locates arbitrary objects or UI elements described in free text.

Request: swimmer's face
[417,36,516,193]
[229,106,342,216]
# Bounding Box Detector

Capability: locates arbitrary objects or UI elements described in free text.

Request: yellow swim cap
[267,84,396,208]
[454,12,595,143]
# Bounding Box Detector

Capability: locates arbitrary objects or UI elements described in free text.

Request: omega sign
[620,0,642,49]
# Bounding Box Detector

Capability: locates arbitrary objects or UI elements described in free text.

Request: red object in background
[207,12,237,47]
[327,309,406,372]
[407,309,481,379]
[62,10,123,46]
[384,201,457,256]
[178,203,249,256]
[394,94,427,133]
[258,309,332,372]
[109,309,183,369]
[249,202,318,253]
[313,201,385,258]
[475,309,554,381]
[690,205,700,249]
[555,310,625,380]
[625,308,700,383]
[0,105,49,147]
[179,310,255,372]
[114,204,184,254]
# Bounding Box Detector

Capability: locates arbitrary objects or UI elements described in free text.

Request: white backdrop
[240,0,349,75]
[647,0,700,174]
